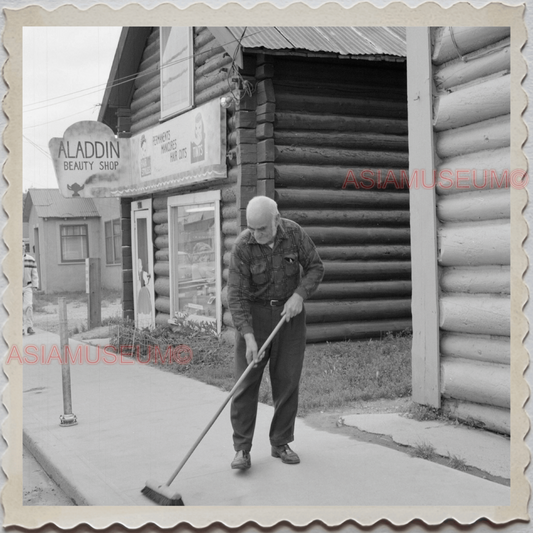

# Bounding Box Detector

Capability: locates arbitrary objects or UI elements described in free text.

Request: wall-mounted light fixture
[220,95,234,109]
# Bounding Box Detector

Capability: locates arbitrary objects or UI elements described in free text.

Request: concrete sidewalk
[22,329,510,507]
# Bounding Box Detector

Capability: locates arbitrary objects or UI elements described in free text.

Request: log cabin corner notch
[407,26,511,435]
[98,26,411,344]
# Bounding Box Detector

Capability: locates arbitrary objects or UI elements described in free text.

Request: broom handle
[165,315,287,486]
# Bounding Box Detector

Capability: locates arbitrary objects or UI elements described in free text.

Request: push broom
[141,315,287,505]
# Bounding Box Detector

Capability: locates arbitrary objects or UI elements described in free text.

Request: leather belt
[254,298,289,307]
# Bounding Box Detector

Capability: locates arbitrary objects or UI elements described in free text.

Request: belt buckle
[269,299,279,306]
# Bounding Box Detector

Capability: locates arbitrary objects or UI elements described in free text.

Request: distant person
[23,244,39,335]
[227,196,324,470]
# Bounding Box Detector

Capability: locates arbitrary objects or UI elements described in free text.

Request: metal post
[86,258,102,330]
[59,297,77,426]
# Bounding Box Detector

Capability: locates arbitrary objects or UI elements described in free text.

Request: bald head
[246,196,280,245]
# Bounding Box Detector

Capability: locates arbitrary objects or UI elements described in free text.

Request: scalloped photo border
[1,1,529,529]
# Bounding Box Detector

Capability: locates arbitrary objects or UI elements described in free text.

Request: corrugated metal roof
[227,26,406,58]
[25,189,100,219]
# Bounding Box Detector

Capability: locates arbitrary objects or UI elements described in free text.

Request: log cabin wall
[264,55,412,343]
[432,27,511,434]
[125,27,256,327]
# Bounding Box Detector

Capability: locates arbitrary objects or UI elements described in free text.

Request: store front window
[168,190,221,333]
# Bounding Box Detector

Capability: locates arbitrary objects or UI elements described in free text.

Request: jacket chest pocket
[283,253,299,277]
[250,260,268,285]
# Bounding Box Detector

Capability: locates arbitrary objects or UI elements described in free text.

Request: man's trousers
[23,285,34,333]
[230,302,306,452]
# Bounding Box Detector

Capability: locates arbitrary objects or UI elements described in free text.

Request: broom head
[141,479,184,506]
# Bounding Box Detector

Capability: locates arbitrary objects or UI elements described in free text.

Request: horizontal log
[310,280,411,300]
[437,188,510,222]
[440,295,510,336]
[432,27,510,65]
[318,246,411,262]
[436,147,511,195]
[279,209,410,227]
[228,129,257,146]
[155,296,171,314]
[304,226,410,245]
[275,165,408,191]
[275,92,407,119]
[133,72,160,100]
[194,27,215,49]
[434,41,510,91]
[435,115,510,160]
[440,332,510,365]
[440,265,510,294]
[306,318,412,343]
[153,210,168,224]
[433,75,510,132]
[274,131,408,152]
[305,299,411,323]
[130,114,160,135]
[221,285,228,308]
[131,85,160,114]
[195,79,230,107]
[195,67,228,94]
[275,189,409,209]
[224,235,236,251]
[222,204,238,219]
[273,58,406,90]
[154,235,169,250]
[154,277,170,297]
[221,186,237,203]
[222,220,238,235]
[222,268,229,282]
[441,356,509,408]
[274,112,408,135]
[154,223,168,235]
[194,40,225,67]
[438,220,510,266]
[131,101,160,125]
[274,77,407,102]
[155,249,169,261]
[441,399,509,435]
[153,197,168,210]
[322,261,411,281]
[274,145,409,168]
[155,312,171,326]
[195,52,232,80]
[154,261,169,277]
[228,111,256,130]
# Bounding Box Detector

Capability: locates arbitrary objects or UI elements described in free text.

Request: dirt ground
[32,292,122,338]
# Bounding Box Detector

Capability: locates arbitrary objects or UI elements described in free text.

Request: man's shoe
[27,327,35,335]
[231,450,251,470]
[271,444,300,464]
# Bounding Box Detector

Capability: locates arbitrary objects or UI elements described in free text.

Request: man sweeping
[23,244,39,335]
[227,196,324,469]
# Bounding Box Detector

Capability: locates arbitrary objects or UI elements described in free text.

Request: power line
[23,135,52,160]
[23,105,100,130]
[23,27,268,113]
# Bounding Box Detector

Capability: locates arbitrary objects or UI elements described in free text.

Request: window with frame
[160,27,194,120]
[60,224,88,263]
[105,219,121,265]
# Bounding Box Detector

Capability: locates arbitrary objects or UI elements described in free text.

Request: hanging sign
[49,121,131,198]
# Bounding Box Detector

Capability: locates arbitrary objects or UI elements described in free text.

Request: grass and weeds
[110,318,412,416]
[410,442,436,460]
[447,453,468,471]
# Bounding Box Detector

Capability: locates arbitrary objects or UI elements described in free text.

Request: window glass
[61,224,88,262]
[175,202,216,321]
[105,219,122,265]
[160,27,193,119]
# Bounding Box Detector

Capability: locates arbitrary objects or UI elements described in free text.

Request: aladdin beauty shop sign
[49,99,227,198]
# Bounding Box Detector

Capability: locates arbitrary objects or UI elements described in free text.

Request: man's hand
[281,293,303,322]
[244,333,261,366]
